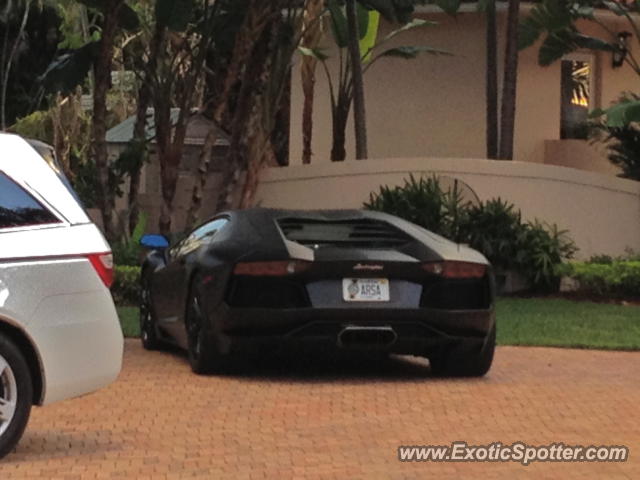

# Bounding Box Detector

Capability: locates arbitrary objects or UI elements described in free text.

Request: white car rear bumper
[27,288,123,405]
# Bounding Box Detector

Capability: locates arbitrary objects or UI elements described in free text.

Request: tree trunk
[127,80,151,234]
[156,109,190,236]
[0,0,31,130]
[301,58,317,164]
[498,0,520,160]
[91,0,123,239]
[330,94,351,162]
[212,0,274,126]
[272,70,291,167]
[215,1,302,211]
[485,0,499,160]
[300,0,325,164]
[150,17,197,235]
[51,93,67,175]
[157,105,189,236]
[239,133,272,209]
[158,157,179,236]
[185,128,218,229]
[345,0,368,160]
[215,8,277,212]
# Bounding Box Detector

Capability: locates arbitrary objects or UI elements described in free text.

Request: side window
[192,218,229,243]
[560,53,595,140]
[0,172,60,229]
[170,218,229,259]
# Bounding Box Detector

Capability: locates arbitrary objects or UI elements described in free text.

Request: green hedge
[112,265,141,306]
[558,261,640,297]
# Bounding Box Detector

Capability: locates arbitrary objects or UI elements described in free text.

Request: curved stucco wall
[256,158,640,259]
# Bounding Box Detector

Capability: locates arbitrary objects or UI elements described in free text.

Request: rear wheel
[186,278,229,375]
[140,275,161,350]
[0,334,33,459]
[430,324,496,377]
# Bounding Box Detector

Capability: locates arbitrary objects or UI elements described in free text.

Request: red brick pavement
[0,340,638,479]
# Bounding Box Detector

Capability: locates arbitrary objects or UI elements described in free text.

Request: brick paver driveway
[0,340,638,479]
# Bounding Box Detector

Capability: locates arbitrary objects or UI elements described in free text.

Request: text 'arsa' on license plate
[342,278,390,302]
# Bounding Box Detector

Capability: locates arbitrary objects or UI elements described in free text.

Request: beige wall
[256,158,640,259]
[544,139,621,175]
[289,7,639,171]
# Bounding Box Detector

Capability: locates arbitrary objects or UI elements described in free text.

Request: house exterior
[255,4,640,258]
[106,109,229,232]
[287,4,637,175]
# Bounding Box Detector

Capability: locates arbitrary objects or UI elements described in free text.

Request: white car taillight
[87,252,114,288]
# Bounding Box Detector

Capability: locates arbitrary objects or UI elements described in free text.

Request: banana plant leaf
[360,10,380,62]
[298,46,330,61]
[601,99,640,127]
[358,0,415,23]
[77,0,140,31]
[155,0,194,32]
[38,41,101,95]
[374,45,451,60]
[327,0,370,48]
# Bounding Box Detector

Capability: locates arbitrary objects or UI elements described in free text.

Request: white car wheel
[0,334,33,458]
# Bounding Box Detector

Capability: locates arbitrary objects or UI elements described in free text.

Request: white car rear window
[0,172,60,229]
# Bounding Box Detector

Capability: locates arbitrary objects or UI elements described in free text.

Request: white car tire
[0,334,33,459]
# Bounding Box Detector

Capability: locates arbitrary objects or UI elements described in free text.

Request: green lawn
[496,297,640,351]
[117,297,640,351]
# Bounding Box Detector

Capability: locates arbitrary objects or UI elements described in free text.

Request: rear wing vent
[278,217,413,248]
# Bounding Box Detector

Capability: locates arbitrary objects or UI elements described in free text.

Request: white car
[0,134,123,457]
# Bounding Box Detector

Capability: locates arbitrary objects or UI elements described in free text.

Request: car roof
[0,133,89,225]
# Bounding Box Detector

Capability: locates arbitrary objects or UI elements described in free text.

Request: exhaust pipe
[338,325,397,348]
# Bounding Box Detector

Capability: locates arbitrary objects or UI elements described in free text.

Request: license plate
[342,278,390,302]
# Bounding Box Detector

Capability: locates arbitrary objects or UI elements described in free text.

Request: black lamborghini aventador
[139,208,496,376]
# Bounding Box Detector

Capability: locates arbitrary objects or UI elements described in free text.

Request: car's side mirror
[140,234,170,250]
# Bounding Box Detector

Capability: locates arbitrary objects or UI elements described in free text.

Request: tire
[430,324,496,377]
[186,277,229,375]
[140,275,162,351]
[0,334,33,459]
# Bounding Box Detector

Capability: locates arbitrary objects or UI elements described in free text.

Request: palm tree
[346,0,368,159]
[0,0,33,130]
[485,0,498,159]
[91,0,128,239]
[215,0,309,211]
[498,0,520,160]
[300,0,325,164]
[299,7,441,162]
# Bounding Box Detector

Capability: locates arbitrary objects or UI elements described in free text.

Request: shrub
[459,198,524,271]
[366,175,578,290]
[364,174,470,242]
[588,254,614,264]
[558,261,640,297]
[516,221,577,289]
[112,265,141,306]
[111,212,148,266]
[590,93,640,181]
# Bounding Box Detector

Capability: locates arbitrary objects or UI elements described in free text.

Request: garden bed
[505,291,640,307]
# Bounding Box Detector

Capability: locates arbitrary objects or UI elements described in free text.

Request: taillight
[422,261,486,279]
[87,252,114,288]
[233,260,311,276]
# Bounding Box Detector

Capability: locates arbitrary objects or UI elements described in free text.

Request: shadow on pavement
[162,344,445,383]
